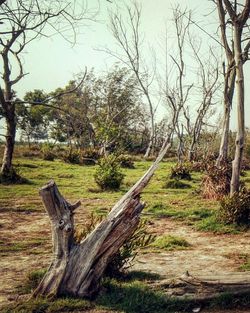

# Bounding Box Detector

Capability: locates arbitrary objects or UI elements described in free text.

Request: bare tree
[106,2,156,158]
[0,0,95,179]
[165,8,193,162]
[165,7,220,162]
[214,0,250,195]
[187,40,221,161]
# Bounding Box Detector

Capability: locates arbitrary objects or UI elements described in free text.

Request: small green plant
[164,179,191,189]
[151,235,190,251]
[94,154,124,190]
[41,143,55,161]
[117,154,135,169]
[170,163,192,180]
[218,188,250,225]
[105,220,155,277]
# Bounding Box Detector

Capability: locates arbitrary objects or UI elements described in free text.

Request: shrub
[117,154,135,169]
[189,161,205,172]
[202,161,231,200]
[21,145,41,158]
[62,150,80,164]
[105,220,155,278]
[41,143,55,161]
[169,163,192,180]
[82,147,100,160]
[164,179,191,189]
[218,188,250,225]
[94,154,124,190]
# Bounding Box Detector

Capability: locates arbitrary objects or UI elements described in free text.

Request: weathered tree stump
[33,138,172,298]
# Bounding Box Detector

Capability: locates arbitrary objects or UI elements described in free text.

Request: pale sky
[2,0,250,129]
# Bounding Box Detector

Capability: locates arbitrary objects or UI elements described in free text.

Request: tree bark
[230,28,245,195]
[144,128,155,158]
[154,271,250,303]
[1,114,16,174]
[216,67,236,166]
[34,137,172,298]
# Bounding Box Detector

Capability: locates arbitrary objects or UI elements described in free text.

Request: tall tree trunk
[188,140,195,162]
[34,136,172,298]
[230,29,245,196]
[144,128,154,158]
[216,67,236,166]
[1,111,16,175]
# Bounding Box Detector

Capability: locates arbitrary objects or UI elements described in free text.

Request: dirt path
[1,210,250,311]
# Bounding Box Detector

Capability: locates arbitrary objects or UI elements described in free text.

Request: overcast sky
[3,0,250,129]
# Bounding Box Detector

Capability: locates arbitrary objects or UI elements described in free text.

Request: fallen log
[152,271,250,303]
[33,137,172,298]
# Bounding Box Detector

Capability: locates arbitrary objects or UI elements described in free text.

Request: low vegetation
[94,154,125,190]
[151,235,190,251]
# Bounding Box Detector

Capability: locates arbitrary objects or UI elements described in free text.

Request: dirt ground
[1,209,250,312]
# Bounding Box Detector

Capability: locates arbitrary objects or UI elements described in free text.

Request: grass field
[1,155,250,312]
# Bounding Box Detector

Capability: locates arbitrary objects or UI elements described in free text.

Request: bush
[117,154,135,169]
[82,147,100,160]
[41,143,55,161]
[105,220,155,277]
[169,163,192,180]
[62,150,80,164]
[164,179,191,189]
[219,188,250,225]
[94,155,124,190]
[21,145,41,158]
[202,161,231,200]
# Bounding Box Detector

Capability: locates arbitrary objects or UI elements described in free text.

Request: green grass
[0,155,246,235]
[195,215,241,234]
[164,179,191,189]
[1,297,93,313]
[151,235,190,251]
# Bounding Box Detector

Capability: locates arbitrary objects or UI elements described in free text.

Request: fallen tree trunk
[152,271,250,303]
[33,136,172,298]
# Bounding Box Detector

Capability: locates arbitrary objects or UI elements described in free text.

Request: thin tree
[106,2,157,158]
[215,0,236,166]
[166,8,193,162]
